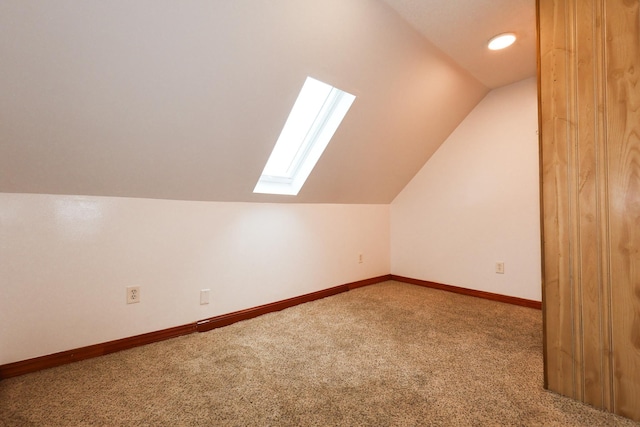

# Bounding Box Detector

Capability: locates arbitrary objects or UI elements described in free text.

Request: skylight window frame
[261,87,347,183]
[254,77,356,196]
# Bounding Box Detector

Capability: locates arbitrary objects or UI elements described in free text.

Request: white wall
[391,77,541,301]
[0,194,390,364]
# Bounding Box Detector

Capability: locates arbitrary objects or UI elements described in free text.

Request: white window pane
[254,76,355,196]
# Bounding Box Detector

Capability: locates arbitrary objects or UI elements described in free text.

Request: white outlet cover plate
[200,289,210,305]
[127,286,140,304]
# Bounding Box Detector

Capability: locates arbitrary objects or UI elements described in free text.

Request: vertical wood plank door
[538,0,640,421]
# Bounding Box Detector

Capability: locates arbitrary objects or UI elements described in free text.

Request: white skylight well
[254,77,356,195]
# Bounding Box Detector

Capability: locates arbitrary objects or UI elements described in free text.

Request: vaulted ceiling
[0,0,535,204]
[380,0,536,89]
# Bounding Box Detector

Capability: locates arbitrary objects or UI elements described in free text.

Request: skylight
[254,77,356,196]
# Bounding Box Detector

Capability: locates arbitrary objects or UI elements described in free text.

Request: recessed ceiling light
[488,33,516,50]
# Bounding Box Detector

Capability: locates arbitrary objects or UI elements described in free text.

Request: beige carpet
[1,281,638,426]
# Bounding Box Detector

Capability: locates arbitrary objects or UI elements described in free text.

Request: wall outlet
[200,289,210,305]
[126,286,140,304]
[358,253,363,264]
[495,262,505,274]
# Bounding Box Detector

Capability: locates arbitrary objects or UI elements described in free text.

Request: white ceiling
[380,0,537,88]
[0,0,534,204]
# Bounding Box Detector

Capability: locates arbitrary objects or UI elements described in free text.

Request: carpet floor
[1,281,638,426]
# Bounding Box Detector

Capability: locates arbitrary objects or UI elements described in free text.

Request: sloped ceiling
[0,0,488,204]
[380,0,536,89]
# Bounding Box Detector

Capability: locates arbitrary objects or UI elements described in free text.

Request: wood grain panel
[539,0,640,421]
[539,0,578,398]
[594,0,614,412]
[575,0,606,408]
[605,0,640,420]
